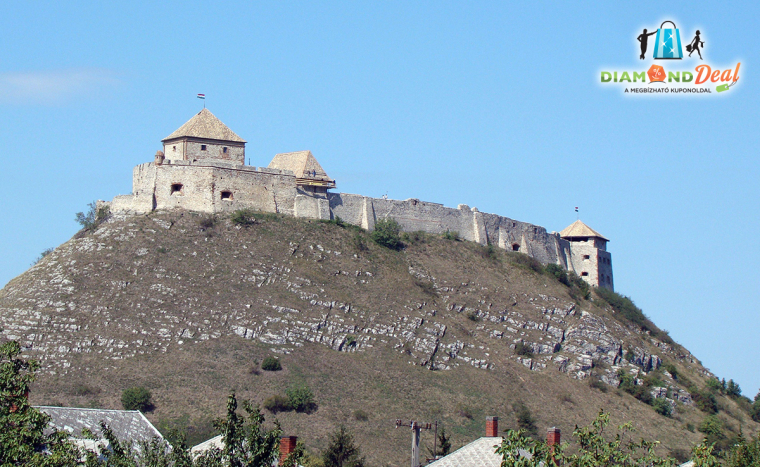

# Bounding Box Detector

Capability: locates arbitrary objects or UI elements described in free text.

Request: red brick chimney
[486,416,499,437]
[279,436,298,466]
[547,427,560,465]
[546,427,560,446]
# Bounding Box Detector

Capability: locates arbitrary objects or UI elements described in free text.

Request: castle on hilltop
[107,109,613,290]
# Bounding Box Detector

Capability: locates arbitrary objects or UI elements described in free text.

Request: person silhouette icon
[637,28,657,59]
[688,30,704,59]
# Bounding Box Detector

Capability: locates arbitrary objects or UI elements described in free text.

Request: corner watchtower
[161,108,246,165]
[560,220,614,290]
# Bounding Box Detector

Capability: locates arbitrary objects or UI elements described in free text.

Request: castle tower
[560,220,613,290]
[267,150,336,196]
[161,108,246,165]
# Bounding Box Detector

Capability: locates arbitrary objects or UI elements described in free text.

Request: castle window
[173,145,177,151]
[581,272,589,277]
[512,243,520,251]
[201,145,207,151]
[221,191,233,200]
[583,255,590,260]
[223,147,228,153]
[170,183,183,195]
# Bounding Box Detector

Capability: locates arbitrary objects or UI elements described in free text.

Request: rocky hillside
[0,210,755,465]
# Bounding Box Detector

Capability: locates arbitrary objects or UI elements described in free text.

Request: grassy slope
[1,210,755,465]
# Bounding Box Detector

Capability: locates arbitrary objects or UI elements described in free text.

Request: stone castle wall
[111,161,296,215]
[107,159,609,289]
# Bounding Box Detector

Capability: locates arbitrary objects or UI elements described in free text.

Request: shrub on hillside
[514,342,533,358]
[370,218,402,250]
[652,398,672,417]
[231,208,257,226]
[595,287,671,343]
[544,263,569,285]
[261,356,282,371]
[751,394,760,422]
[353,409,369,421]
[401,230,427,245]
[690,388,718,414]
[441,230,459,241]
[121,386,153,412]
[512,402,537,437]
[197,215,216,229]
[352,232,369,252]
[31,247,54,266]
[286,385,316,413]
[263,395,292,414]
[698,415,724,436]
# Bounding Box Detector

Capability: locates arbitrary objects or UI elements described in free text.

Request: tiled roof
[559,220,609,241]
[427,437,504,467]
[37,406,163,443]
[191,434,223,455]
[162,108,246,143]
[267,151,332,181]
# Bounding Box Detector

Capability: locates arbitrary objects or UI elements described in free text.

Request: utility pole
[395,419,433,467]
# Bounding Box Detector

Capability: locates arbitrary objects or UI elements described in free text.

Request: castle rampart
[106,108,613,290]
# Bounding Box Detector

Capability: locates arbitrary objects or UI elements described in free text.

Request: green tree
[752,391,760,422]
[725,379,742,397]
[428,426,451,458]
[210,392,283,467]
[724,431,760,467]
[121,386,153,412]
[322,425,365,467]
[495,410,677,467]
[0,340,84,466]
[370,218,402,250]
[75,201,110,230]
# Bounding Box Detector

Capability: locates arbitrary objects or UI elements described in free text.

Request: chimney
[546,427,561,446]
[279,436,298,466]
[486,416,499,437]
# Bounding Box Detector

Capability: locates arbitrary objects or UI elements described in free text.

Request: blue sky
[2,1,758,397]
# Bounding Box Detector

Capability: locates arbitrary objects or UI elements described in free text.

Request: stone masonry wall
[110,161,296,215]
[162,140,245,165]
[108,162,610,281]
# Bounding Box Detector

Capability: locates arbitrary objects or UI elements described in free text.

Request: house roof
[559,220,609,241]
[267,151,333,182]
[427,437,507,467]
[37,406,163,443]
[191,434,223,455]
[162,108,246,143]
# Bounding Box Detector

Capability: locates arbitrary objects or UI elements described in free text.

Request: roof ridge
[35,406,141,414]
[162,108,246,143]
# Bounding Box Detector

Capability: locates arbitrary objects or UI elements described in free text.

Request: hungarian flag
[575,207,579,212]
[197,93,205,99]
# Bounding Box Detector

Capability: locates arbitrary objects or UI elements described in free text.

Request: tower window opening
[583,254,590,260]
[221,191,233,200]
[223,147,228,153]
[173,145,177,151]
[201,145,207,151]
[170,183,183,195]
[581,271,589,277]
[512,243,520,251]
